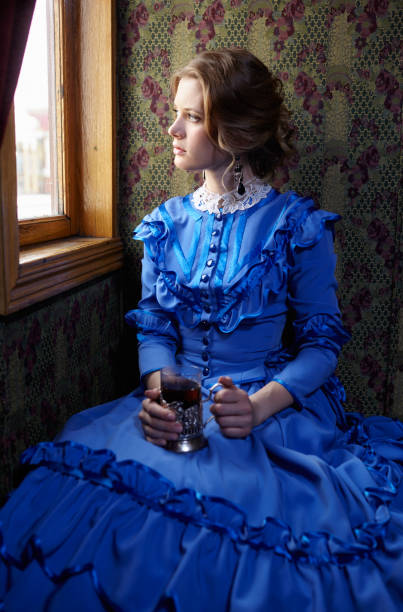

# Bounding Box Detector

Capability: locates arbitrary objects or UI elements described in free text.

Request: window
[0,0,122,315]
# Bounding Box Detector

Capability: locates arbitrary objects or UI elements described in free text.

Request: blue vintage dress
[1,187,402,611]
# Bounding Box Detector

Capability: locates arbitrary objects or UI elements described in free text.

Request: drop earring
[234,155,245,196]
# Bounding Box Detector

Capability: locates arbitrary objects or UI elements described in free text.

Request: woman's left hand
[210,376,255,438]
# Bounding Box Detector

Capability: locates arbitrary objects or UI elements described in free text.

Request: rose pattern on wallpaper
[118,0,401,418]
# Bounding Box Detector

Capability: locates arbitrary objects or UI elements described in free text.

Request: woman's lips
[173,145,186,155]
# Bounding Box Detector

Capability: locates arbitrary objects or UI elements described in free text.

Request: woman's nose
[168,115,184,138]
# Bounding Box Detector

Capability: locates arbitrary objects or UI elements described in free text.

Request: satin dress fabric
[1,189,402,612]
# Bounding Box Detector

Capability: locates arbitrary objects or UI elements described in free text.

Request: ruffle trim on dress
[133,212,204,326]
[293,314,351,356]
[1,429,402,610]
[289,207,339,253]
[8,431,403,566]
[323,374,348,404]
[125,309,179,342]
[158,271,203,316]
[0,525,122,612]
[131,195,343,334]
[134,216,168,266]
[213,201,341,332]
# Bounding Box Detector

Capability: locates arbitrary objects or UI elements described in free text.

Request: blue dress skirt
[1,189,402,611]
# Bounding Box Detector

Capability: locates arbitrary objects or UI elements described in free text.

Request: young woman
[1,48,402,611]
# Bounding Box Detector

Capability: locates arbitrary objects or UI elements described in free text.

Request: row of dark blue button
[200,320,210,376]
[200,212,222,378]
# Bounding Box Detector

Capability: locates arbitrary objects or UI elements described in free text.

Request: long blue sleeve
[125,248,179,381]
[272,218,350,407]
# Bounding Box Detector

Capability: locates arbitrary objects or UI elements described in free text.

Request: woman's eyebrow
[173,103,203,114]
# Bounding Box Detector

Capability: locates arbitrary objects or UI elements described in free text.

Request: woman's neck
[204,162,254,195]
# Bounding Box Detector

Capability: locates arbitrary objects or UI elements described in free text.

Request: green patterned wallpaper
[0,275,124,501]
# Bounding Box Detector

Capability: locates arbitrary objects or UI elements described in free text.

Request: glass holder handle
[202,382,223,427]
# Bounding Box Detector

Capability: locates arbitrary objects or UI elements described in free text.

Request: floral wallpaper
[0,275,124,502]
[117,0,402,418]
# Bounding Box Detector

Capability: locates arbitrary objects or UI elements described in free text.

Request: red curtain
[0,0,36,146]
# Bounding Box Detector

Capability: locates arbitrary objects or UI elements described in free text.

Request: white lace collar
[191,178,272,215]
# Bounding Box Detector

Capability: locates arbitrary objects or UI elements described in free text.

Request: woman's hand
[210,376,294,437]
[210,376,256,438]
[139,388,182,446]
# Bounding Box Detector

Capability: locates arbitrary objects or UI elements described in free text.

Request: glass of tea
[160,365,206,453]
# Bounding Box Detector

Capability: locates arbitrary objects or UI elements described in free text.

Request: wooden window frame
[0,0,123,315]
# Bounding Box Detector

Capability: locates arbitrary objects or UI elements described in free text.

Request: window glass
[14,0,60,220]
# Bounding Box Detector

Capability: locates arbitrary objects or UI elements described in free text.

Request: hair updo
[171,47,295,180]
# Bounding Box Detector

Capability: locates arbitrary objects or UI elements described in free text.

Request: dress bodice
[125,188,350,405]
[129,190,339,329]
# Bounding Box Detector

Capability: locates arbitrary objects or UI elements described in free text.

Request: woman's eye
[171,109,200,123]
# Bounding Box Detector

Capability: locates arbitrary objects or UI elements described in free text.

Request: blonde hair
[171,47,295,180]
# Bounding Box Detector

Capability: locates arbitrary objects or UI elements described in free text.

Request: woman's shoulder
[263,188,340,224]
[133,194,199,243]
[142,193,201,224]
[140,195,187,219]
[265,190,341,253]
[264,188,314,214]
[241,188,341,257]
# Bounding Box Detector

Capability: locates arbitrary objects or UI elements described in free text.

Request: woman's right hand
[139,388,183,446]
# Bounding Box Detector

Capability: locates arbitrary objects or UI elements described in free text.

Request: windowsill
[5,236,124,314]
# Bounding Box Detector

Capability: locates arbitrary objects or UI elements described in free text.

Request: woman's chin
[173,159,200,173]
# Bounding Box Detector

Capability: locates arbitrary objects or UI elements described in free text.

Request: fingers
[212,407,253,427]
[139,390,182,445]
[213,385,250,408]
[210,379,254,438]
[140,415,182,444]
[141,401,175,426]
[217,375,235,388]
[218,427,252,439]
[214,416,253,438]
[139,403,182,433]
[144,387,162,401]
